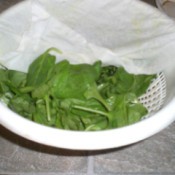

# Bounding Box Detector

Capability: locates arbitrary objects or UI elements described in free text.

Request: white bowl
[1,98,175,150]
[0,0,175,150]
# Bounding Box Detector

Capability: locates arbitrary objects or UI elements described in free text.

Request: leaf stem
[47,47,62,55]
[45,96,51,121]
[72,105,108,117]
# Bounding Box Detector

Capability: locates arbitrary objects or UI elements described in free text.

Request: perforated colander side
[139,72,166,113]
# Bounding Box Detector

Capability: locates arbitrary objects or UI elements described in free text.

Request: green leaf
[127,103,147,124]
[8,70,27,88]
[115,67,135,94]
[31,83,50,99]
[8,94,35,119]
[0,69,26,98]
[0,69,8,82]
[84,83,111,111]
[33,98,61,127]
[115,67,156,97]
[109,93,148,128]
[132,75,156,97]
[109,94,128,128]
[51,60,101,100]
[50,60,71,98]
[58,109,84,130]
[33,101,49,126]
[26,48,57,87]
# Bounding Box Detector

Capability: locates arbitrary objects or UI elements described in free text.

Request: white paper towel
[0,0,175,74]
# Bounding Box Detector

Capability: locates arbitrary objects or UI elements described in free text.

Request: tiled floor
[1,123,175,175]
[0,0,175,175]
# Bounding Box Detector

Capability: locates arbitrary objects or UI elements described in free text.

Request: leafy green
[50,60,101,99]
[114,67,156,97]
[0,48,156,131]
[26,48,59,87]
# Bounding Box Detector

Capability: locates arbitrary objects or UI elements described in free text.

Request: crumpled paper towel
[0,0,175,74]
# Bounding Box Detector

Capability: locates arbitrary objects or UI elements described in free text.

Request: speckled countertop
[0,0,175,175]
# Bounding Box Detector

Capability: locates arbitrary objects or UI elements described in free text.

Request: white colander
[139,72,166,114]
[0,0,175,151]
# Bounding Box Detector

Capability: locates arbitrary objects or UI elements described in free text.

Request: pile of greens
[0,48,156,131]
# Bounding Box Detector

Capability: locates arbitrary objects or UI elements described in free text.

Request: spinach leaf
[8,94,35,120]
[51,60,101,99]
[0,69,27,104]
[8,70,27,88]
[33,99,59,126]
[26,48,61,87]
[108,93,147,128]
[0,69,8,82]
[114,67,156,97]
[0,69,9,96]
